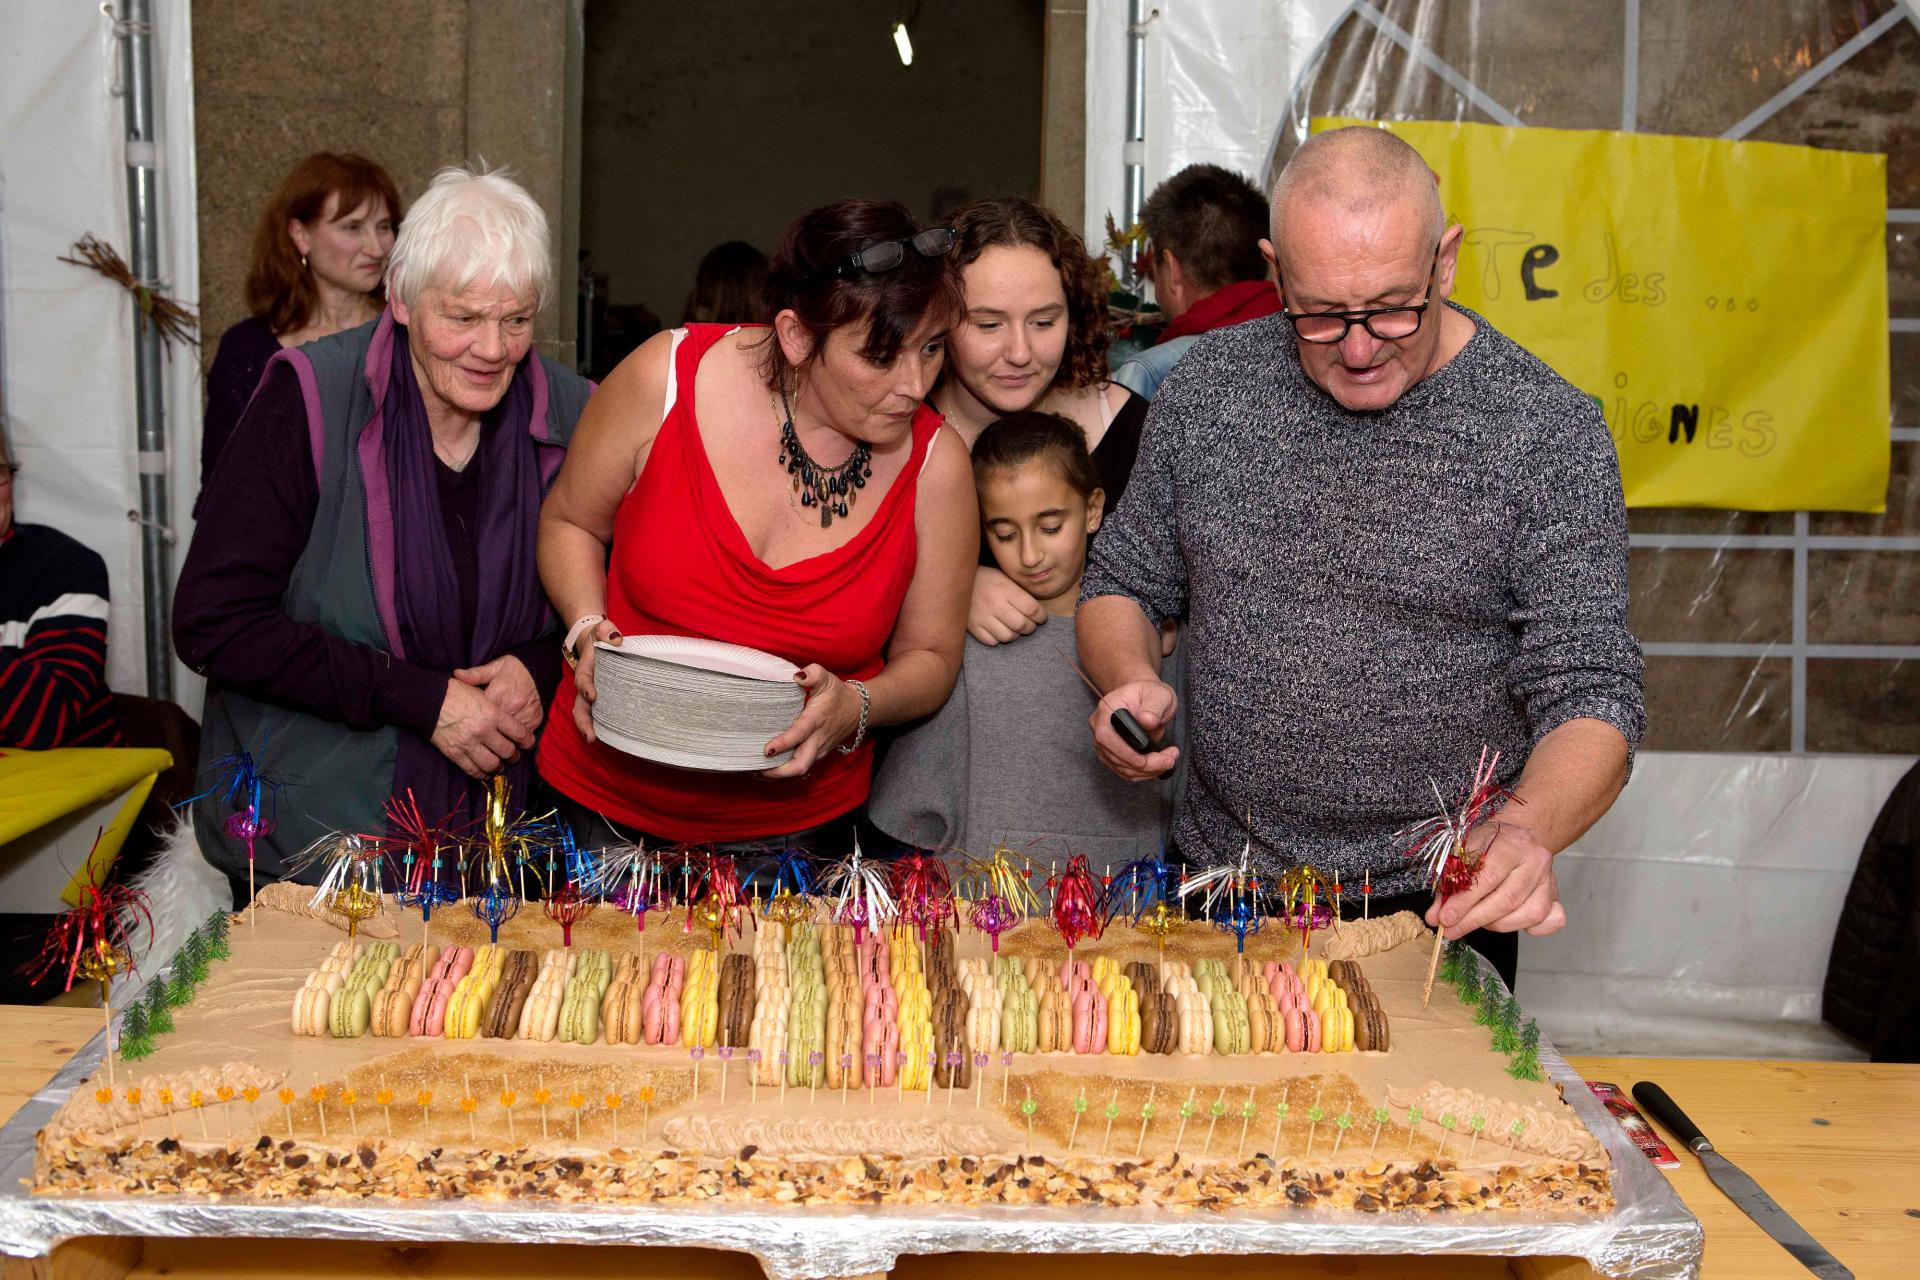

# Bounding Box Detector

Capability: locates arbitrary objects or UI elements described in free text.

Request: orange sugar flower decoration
[637,1085,656,1104]
[188,1090,204,1108]
[241,1086,260,1104]
[499,1089,518,1108]
[459,1096,478,1114]
[603,1092,623,1111]
[532,1087,551,1106]
[126,1087,143,1106]
[415,1090,434,1108]
[341,1087,357,1106]
[308,1085,327,1104]
[216,1085,235,1103]
[375,1088,395,1107]
[158,1087,174,1107]
[94,1087,114,1106]
[566,1090,585,1110]
[277,1088,295,1106]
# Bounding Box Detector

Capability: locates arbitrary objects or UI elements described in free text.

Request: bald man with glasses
[1075,126,1645,988]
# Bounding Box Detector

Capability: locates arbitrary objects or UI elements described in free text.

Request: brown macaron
[1145,992,1179,1054]
[718,953,756,1048]
[932,990,970,1090]
[1364,1002,1390,1052]
[482,951,538,1039]
[1125,961,1161,997]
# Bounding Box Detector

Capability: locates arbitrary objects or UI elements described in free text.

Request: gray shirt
[868,616,1180,861]
[1080,303,1644,896]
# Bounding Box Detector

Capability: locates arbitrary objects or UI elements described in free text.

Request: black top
[199,315,283,509]
[174,365,562,739]
[1091,386,1149,516]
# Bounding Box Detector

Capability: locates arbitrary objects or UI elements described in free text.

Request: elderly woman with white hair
[176,166,592,904]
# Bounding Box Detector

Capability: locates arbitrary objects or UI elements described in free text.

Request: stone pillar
[464,0,584,368]
[1041,0,1089,237]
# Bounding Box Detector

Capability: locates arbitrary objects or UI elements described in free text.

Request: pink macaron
[421,982,453,1038]
[1304,1008,1322,1054]
[1284,1007,1305,1053]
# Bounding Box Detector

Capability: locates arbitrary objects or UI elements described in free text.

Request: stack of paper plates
[589,636,805,772]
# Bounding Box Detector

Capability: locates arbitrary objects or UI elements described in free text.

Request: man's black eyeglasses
[1282,251,1439,344]
[811,228,955,286]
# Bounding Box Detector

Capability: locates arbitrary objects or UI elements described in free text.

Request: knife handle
[1632,1081,1712,1153]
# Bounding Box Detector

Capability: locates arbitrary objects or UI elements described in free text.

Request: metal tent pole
[1123,0,1147,231]
[119,0,174,700]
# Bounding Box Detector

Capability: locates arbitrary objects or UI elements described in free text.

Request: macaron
[329,986,371,1038]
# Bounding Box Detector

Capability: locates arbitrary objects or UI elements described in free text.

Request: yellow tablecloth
[0,747,172,902]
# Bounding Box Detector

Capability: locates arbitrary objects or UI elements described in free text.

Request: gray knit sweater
[1080,303,1645,897]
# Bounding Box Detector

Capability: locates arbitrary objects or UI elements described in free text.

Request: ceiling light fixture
[892,21,913,66]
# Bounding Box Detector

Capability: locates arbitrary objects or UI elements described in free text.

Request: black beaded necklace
[776,386,872,529]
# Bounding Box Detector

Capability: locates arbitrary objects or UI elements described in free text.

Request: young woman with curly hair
[934,198,1150,645]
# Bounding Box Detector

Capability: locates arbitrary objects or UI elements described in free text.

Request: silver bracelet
[837,679,871,755]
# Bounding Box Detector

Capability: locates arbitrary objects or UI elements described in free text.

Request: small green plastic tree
[204,911,232,961]
[143,982,175,1035]
[1507,1018,1545,1081]
[163,968,196,1009]
[118,1000,154,1060]
[187,931,215,984]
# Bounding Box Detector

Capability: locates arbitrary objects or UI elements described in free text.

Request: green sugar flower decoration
[1104,1099,1121,1120]
[1019,1097,1037,1117]
[1372,1106,1390,1126]
[1470,1115,1487,1136]
[1508,1117,1527,1141]
[1274,1099,1290,1118]
[1406,1106,1423,1127]
[1180,1098,1196,1118]
[1209,1098,1227,1118]
[1440,1113,1458,1132]
[1072,1092,1089,1114]
[1240,1098,1257,1120]
[1140,1100,1157,1120]
[1335,1112,1353,1132]
[1307,1105,1325,1124]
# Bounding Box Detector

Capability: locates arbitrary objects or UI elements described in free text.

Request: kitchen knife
[1632,1080,1852,1280]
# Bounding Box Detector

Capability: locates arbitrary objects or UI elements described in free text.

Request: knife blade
[1633,1081,1853,1280]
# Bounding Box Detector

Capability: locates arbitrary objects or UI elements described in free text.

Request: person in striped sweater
[0,433,121,749]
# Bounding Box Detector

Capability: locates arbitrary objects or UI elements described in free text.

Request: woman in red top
[536,200,976,849]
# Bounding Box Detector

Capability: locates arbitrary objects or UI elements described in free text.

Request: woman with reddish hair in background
[197,152,401,498]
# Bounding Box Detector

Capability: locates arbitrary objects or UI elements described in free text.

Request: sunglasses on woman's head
[810,228,955,286]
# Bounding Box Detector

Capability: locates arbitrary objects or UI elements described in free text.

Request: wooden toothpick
[1134,1085,1157,1158]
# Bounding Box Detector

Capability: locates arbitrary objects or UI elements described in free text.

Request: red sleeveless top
[537,323,940,839]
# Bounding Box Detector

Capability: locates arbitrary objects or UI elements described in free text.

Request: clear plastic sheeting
[0,995,1702,1278]
[1521,751,1914,1058]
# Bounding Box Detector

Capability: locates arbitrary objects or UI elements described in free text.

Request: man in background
[0,429,120,749]
[1112,163,1280,401]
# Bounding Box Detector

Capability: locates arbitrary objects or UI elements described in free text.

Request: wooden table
[3,1005,1912,1279]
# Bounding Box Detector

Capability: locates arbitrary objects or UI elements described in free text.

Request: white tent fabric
[0,0,202,708]
[1082,0,1349,255]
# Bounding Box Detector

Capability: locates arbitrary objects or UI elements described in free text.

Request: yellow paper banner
[1312,118,1889,512]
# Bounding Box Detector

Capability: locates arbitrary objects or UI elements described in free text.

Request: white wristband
[564,613,607,660]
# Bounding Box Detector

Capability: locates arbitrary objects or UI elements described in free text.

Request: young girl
[868,411,1178,860]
